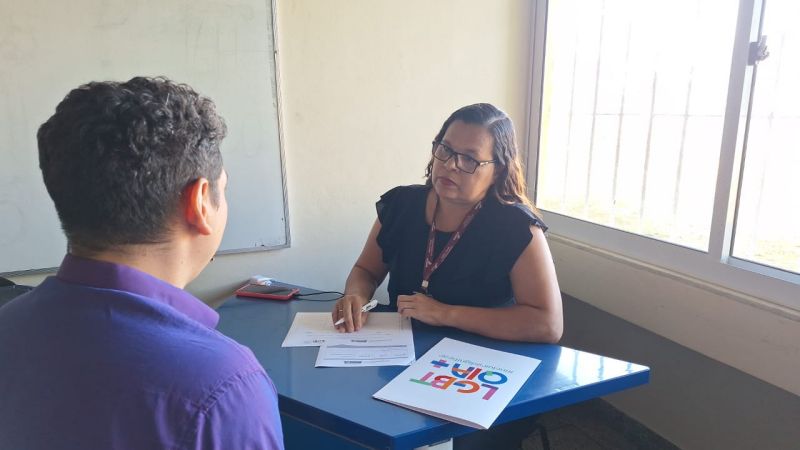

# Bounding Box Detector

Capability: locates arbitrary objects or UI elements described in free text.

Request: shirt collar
[56,254,219,328]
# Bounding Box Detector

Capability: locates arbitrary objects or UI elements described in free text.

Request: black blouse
[375,184,546,309]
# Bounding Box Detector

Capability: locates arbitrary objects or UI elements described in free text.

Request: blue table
[216,286,649,449]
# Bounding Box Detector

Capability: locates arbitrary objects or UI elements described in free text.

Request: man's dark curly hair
[37,76,227,252]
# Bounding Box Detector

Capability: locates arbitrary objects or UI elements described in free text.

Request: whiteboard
[0,0,289,275]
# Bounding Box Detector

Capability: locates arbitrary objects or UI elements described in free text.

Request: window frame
[526,0,800,312]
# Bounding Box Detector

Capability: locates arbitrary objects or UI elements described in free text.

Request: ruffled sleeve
[482,201,548,283]
[375,185,426,265]
[375,186,401,226]
[510,203,548,233]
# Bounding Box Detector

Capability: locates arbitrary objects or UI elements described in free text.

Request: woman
[333,103,562,344]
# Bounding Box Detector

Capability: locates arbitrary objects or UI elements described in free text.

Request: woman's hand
[332,294,370,332]
[397,293,451,327]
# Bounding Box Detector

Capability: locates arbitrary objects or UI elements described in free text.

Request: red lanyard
[421,198,483,292]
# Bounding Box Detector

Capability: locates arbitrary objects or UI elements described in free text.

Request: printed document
[282,312,413,349]
[315,333,415,367]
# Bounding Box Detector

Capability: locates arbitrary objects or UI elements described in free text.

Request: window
[730,0,800,273]
[530,0,799,309]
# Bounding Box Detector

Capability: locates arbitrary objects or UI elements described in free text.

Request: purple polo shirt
[0,255,283,450]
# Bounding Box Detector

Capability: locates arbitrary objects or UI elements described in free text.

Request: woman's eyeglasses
[431,141,496,174]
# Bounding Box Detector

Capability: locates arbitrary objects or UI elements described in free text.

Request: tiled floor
[522,399,679,450]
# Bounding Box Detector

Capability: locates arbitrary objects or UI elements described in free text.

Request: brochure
[373,337,540,429]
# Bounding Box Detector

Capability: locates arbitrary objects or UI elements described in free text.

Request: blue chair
[0,278,33,308]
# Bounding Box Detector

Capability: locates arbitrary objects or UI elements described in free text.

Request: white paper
[281,312,413,348]
[373,338,540,429]
[315,335,415,367]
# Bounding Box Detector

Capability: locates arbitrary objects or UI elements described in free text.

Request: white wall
[561,293,800,450]
[550,235,800,397]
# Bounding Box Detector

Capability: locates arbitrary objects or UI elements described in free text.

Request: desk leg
[414,439,453,450]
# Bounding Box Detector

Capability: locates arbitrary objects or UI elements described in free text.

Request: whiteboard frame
[217,0,291,256]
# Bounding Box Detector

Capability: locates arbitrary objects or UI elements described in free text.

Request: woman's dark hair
[425,103,534,209]
[37,76,227,252]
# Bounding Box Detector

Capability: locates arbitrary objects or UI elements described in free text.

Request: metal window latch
[748,36,769,66]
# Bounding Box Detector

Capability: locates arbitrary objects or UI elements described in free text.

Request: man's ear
[183,178,213,236]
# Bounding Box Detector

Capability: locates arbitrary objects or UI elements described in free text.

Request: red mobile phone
[235,284,299,301]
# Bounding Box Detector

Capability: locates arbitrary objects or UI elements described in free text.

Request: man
[0,77,283,449]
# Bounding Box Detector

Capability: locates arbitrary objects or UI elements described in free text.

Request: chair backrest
[0,279,33,308]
